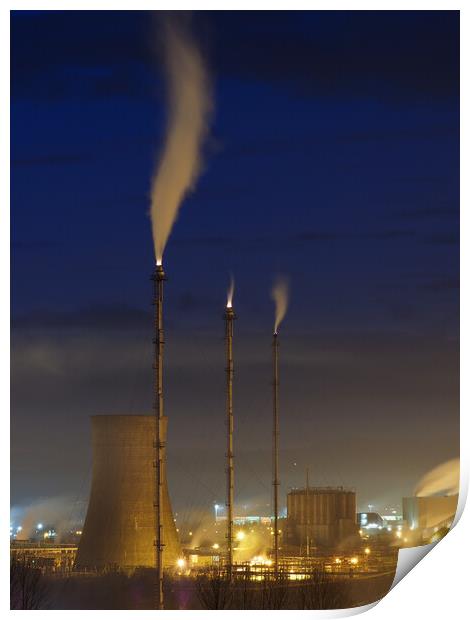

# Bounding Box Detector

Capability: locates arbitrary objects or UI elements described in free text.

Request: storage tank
[286,486,357,548]
[75,415,181,571]
[403,495,458,531]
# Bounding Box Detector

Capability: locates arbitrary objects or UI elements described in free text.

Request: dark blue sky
[11,11,459,523]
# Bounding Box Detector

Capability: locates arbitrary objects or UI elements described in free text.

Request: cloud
[424,233,459,246]
[296,229,417,243]
[297,232,342,242]
[11,153,93,167]
[337,126,459,144]
[361,230,417,241]
[214,11,459,101]
[11,11,154,101]
[12,240,59,252]
[396,206,459,220]
[12,304,152,331]
[173,234,234,247]
[11,11,459,103]
[421,277,460,292]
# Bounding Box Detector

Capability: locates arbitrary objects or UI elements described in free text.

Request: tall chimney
[225,302,235,578]
[272,331,280,574]
[306,467,310,557]
[153,263,166,609]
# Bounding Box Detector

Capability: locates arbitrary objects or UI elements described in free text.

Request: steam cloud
[414,458,460,497]
[271,276,289,333]
[150,20,212,264]
[14,496,83,541]
[226,275,235,308]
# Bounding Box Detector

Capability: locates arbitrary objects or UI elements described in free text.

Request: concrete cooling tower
[75,415,181,571]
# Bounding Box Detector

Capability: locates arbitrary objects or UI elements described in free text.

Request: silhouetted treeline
[19,565,395,610]
[10,557,50,609]
[195,567,352,610]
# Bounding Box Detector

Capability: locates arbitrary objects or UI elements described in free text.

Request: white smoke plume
[226,275,235,308]
[414,458,460,497]
[271,276,289,334]
[150,19,212,264]
[14,496,82,541]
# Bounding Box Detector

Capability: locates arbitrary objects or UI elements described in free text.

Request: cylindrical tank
[75,415,181,571]
[287,487,357,547]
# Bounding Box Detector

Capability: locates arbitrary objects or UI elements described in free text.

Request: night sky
[11,11,459,525]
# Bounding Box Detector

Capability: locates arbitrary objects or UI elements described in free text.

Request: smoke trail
[414,458,460,497]
[14,496,82,541]
[226,275,235,308]
[150,20,212,264]
[271,276,289,334]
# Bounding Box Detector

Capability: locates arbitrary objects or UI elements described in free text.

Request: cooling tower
[75,415,181,571]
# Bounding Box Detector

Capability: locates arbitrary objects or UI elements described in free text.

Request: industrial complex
[10,14,458,610]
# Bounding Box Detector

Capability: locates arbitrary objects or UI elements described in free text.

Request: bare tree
[195,567,233,610]
[10,556,49,610]
[257,569,289,609]
[232,567,256,609]
[297,567,351,610]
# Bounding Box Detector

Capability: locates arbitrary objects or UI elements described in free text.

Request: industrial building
[356,512,384,530]
[75,415,181,571]
[402,495,458,533]
[11,541,77,573]
[286,486,358,549]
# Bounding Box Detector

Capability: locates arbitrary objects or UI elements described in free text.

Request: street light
[214,504,220,522]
